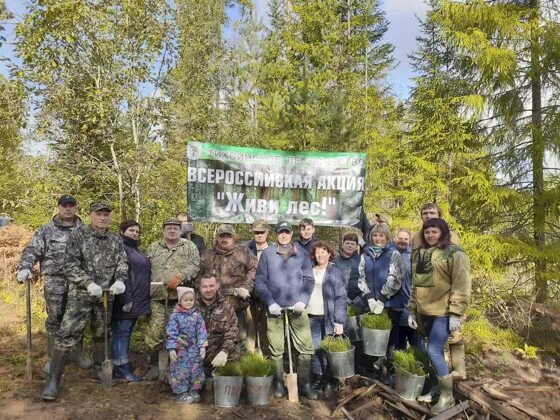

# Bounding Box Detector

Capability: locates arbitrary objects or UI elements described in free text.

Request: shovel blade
[158,349,169,381]
[285,372,299,403]
[101,360,112,390]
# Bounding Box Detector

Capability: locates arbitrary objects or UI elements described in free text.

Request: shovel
[284,309,299,403]
[101,290,112,390]
[158,296,169,381]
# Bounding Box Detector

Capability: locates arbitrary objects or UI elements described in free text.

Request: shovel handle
[284,310,294,374]
[25,280,32,382]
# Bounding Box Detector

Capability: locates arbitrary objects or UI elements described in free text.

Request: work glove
[167,276,182,290]
[293,301,306,315]
[122,302,133,313]
[110,280,126,295]
[87,282,103,298]
[211,350,228,368]
[334,323,344,335]
[449,316,462,332]
[368,298,384,314]
[200,347,206,360]
[268,303,282,316]
[408,313,418,329]
[233,287,250,299]
[16,269,32,283]
[169,349,177,364]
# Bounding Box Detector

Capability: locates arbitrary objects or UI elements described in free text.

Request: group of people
[17,196,470,414]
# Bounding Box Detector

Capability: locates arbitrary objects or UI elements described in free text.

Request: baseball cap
[163,218,182,227]
[58,195,76,206]
[90,203,112,212]
[252,220,270,232]
[216,224,235,235]
[276,221,292,233]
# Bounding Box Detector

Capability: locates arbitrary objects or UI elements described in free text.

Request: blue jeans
[421,315,450,376]
[111,318,137,366]
[308,315,325,376]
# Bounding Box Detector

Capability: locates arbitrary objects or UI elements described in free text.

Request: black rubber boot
[42,348,68,401]
[91,343,104,382]
[311,374,323,391]
[297,356,319,400]
[272,357,285,398]
[113,362,142,382]
[70,336,92,370]
[43,334,55,374]
[144,350,160,381]
[323,380,334,399]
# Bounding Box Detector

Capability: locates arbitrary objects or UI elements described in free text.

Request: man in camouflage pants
[42,203,128,401]
[144,218,200,380]
[17,195,91,372]
[196,273,240,373]
[198,224,257,353]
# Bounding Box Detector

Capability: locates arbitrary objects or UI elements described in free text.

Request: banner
[187,141,366,226]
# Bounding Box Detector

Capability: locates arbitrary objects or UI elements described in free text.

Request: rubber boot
[42,348,69,401]
[144,350,159,381]
[43,334,55,373]
[450,342,467,380]
[272,357,285,398]
[311,374,323,391]
[430,374,455,414]
[297,356,319,400]
[323,378,334,399]
[91,343,104,382]
[70,336,93,370]
[113,362,142,382]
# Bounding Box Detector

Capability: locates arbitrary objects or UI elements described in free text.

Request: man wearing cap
[255,221,318,400]
[296,217,318,254]
[144,218,200,380]
[198,224,257,353]
[177,212,206,256]
[42,202,128,400]
[17,195,91,374]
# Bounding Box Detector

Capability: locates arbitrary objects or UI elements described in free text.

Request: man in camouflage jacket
[42,203,128,401]
[198,224,257,353]
[196,273,240,373]
[17,195,90,371]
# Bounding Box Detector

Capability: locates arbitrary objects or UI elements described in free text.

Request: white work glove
[449,316,462,332]
[169,349,177,364]
[268,303,282,316]
[368,299,384,314]
[211,350,228,368]
[122,302,133,313]
[17,269,32,283]
[110,280,126,295]
[200,347,206,360]
[293,301,306,315]
[87,282,103,298]
[233,287,251,299]
[408,314,418,329]
[334,323,344,335]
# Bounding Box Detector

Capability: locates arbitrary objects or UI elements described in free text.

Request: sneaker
[176,392,194,403]
[190,391,201,403]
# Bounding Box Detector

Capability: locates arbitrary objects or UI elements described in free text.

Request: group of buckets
[213,374,274,407]
[346,313,427,401]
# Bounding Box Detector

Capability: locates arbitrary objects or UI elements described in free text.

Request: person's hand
[167,276,182,290]
[408,314,417,329]
[368,299,384,314]
[16,269,32,283]
[293,302,306,315]
[87,282,103,298]
[200,347,206,360]
[211,350,228,367]
[234,287,251,299]
[169,349,177,364]
[449,316,462,332]
[268,303,282,316]
[110,280,126,295]
[334,323,344,335]
[122,302,133,313]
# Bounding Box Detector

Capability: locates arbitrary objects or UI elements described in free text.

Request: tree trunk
[109,141,125,221]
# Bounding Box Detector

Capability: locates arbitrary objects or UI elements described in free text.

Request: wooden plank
[331,386,370,416]
[501,385,558,393]
[349,398,383,416]
[456,382,526,420]
[340,407,355,420]
[377,389,432,416]
[482,384,545,419]
[430,400,471,420]
[385,400,417,419]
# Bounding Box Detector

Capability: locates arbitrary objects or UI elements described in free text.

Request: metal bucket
[395,365,427,401]
[326,346,355,379]
[345,316,361,341]
[245,375,273,405]
[213,375,243,407]
[361,327,390,356]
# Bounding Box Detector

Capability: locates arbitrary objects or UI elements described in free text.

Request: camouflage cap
[252,220,270,232]
[275,221,292,233]
[216,224,235,236]
[90,203,112,212]
[163,218,182,227]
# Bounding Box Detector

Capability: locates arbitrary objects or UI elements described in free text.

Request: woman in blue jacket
[308,241,347,398]
[111,220,151,381]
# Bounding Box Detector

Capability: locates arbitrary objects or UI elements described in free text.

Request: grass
[462,309,520,355]
[347,305,362,317]
[320,335,352,352]
[239,352,277,377]
[214,360,244,377]
[360,312,392,330]
[393,347,428,376]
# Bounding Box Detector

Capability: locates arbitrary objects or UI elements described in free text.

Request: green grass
[214,360,244,377]
[347,305,362,317]
[360,312,392,330]
[239,352,277,377]
[462,310,520,355]
[393,347,428,376]
[320,335,352,352]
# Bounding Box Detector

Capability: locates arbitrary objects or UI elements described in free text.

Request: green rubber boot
[272,357,285,398]
[70,336,93,370]
[297,355,318,400]
[43,334,55,374]
[42,348,69,401]
[430,374,455,415]
[450,342,467,380]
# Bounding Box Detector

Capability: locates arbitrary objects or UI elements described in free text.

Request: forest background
[1,0,560,360]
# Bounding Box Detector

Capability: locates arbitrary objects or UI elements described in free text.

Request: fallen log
[331,385,374,416]
[384,400,416,419]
